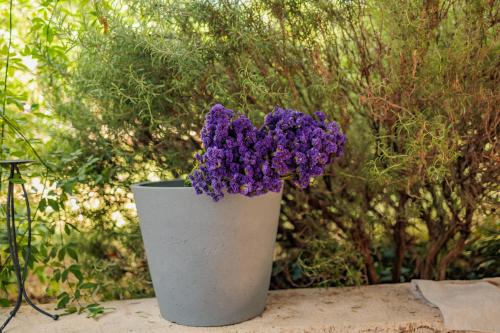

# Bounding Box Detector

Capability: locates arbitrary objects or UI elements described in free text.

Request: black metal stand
[0,160,58,332]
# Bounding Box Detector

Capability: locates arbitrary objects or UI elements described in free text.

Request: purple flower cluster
[189,104,345,201]
[262,107,346,189]
[189,104,281,201]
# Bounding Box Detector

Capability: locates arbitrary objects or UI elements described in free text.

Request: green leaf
[0,298,10,308]
[57,294,70,309]
[49,247,57,258]
[67,247,78,261]
[86,304,107,319]
[62,269,68,282]
[79,282,96,289]
[48,199,59,211]
[69,265,84,282]
[61,181,76,195]
[10,176,26,184]
[38,198,48,212]
[53,269,61,282]
[58,248,66,261]
[64,224,71,235]
[65,306,78,314]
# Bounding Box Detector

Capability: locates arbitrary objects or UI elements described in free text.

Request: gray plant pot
[131,180,283,327]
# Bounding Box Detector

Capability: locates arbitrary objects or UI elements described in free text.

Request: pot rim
[131,180,284,195]
[131,179,191,190]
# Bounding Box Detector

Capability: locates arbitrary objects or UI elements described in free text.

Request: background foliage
[0,0,498,311]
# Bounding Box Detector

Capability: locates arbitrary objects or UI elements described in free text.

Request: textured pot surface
[131,180,283,327]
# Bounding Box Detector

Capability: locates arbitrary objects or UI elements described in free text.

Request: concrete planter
[131,180,283,327]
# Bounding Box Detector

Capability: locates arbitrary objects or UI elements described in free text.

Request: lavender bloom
[189,104,281,201]
[189,104,346,201]
[263,107,346,189]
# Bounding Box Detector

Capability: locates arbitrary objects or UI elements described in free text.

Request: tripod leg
[0,166,59,333]
[0,166,24,332]
[16,166,58,320]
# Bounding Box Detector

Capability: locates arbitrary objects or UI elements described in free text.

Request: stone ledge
[1,283,473,333]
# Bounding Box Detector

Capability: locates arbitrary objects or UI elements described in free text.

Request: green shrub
[1,0,496,306]
[48,0,498,288]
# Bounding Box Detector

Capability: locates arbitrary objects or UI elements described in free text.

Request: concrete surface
[0,283,471,333]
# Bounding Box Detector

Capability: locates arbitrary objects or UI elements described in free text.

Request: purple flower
[189,104,283,201]
[260,107,345,189]
[189,104,345,201]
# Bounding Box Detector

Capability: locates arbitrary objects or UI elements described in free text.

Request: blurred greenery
[0,0,498,312]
